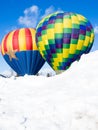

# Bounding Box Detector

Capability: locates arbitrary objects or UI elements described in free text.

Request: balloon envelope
[36,12,94,72]
[1,28,45,76]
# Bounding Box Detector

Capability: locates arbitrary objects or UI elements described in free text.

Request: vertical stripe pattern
[1,28,37,55]
[12,29,20,51]
[1,28,45,76]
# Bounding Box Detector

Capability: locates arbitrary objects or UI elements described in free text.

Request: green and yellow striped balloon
[36,12,94,72]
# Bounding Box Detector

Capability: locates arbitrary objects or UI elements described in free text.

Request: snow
[0,51,98,130]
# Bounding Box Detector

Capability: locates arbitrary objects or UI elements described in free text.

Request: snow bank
[0,51,98,130]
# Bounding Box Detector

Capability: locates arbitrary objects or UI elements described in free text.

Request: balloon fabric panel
[36,12,94,71]
[3,51,44,76]
[1,28,45,76]
[1,28,38,55]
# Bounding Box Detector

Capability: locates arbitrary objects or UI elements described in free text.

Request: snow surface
[0,51,98,130]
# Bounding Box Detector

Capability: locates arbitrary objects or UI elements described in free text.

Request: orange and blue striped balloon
[1,28,45,76]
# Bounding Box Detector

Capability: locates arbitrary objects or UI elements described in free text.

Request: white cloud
[18,5,40,28]
[18,5,61,28]
[41,6,55,19]
[94,26,98,34]
[41,6,62,19]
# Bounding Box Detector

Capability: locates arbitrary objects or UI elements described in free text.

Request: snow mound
[0,51,98,130]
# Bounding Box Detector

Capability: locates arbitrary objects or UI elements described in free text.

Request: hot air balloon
[36,12,94,73]
[1,28,45,76]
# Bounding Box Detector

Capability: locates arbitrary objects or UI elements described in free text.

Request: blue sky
[0,0,98,73]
